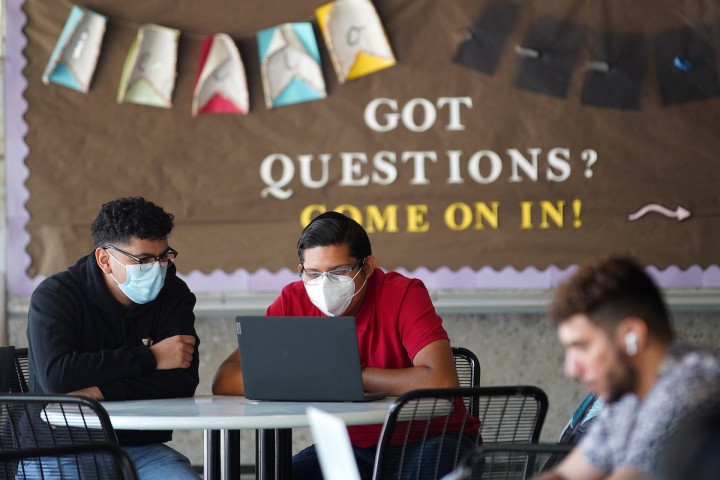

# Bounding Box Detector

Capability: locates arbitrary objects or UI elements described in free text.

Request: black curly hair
[91,197,174,247]
[549,256,674,343]
[297,211,371,263]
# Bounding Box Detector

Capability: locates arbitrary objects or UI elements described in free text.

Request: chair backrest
[13,348,30,393]
[452,347,481,416]
[452,347,481,389]
[476,386,548,444]
[0,443,138,480]
[452,443,573,479]
[0,394,122,479]
[373,387,483,480]
[372,386,549,480]
[0,347,29,393]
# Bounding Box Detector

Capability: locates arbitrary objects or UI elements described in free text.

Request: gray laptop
[236,316,388,402]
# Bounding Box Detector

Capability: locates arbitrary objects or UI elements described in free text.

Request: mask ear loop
[107,251,128,286]
[338,262,369,302]
[346,276,368,301]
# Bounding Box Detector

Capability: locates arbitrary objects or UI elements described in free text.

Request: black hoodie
[26,253,200,446]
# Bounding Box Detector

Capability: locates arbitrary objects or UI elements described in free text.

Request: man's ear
[95,248,113,274]
[297,263,303,275]
[363,255,377,277]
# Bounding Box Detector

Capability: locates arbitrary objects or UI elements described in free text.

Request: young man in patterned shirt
[536,256,720,480]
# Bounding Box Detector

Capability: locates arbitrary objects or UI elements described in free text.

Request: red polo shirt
[266,268,479,447]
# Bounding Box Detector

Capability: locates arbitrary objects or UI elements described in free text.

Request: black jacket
[26,253,200,446]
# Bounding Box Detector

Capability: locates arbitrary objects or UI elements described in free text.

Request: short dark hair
[297,212,372,263]
[91,197,174,247]
[549,256,674,343]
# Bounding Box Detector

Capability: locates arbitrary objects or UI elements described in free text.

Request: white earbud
[625,331,638,356]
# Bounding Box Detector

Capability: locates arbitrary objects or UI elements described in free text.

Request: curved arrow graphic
[627,204,691,222]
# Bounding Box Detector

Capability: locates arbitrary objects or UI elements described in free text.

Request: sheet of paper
[306,407,361,480]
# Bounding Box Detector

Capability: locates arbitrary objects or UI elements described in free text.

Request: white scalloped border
[7,0,35,298]
[7,0,720,297]
[178,265,720,294]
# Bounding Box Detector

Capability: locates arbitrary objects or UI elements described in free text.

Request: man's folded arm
[361,339,458,396]
[29,289,159,392]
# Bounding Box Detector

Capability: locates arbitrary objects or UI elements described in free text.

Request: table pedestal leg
[256,428,292,480]
[221,430,241,480]
[204,429,220,480]
[277,429,291,479]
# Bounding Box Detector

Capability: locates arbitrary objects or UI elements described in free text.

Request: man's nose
[564,353,580,379]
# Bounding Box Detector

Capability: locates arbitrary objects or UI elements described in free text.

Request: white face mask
[304,267,367,316]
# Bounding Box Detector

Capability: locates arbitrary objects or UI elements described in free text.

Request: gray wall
[7,308,720,467]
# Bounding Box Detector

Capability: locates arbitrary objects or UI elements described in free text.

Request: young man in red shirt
[213,211,477,479]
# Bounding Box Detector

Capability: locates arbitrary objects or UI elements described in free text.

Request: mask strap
[344,274,368,301]
[107,252,127,286]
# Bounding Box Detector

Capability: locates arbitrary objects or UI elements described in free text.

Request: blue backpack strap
[560,393,603,445]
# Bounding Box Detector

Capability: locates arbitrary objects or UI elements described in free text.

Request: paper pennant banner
[42,6,107,93]
[192,33,249,116]
[257,23,327,109]
[117,24,180,108]
[316,0,395,84]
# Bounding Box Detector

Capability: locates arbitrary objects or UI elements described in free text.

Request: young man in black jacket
[26,197,200,478]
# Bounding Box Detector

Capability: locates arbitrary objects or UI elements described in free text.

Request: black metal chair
[0,394,131,479]
[452,347,481,416]
[0,443,138,480]
[372,386,548,480]
[452,347,481,389]
[13,348,30,393]
[372,387,482,480]
[476,386,548,444]
[0,346,29,393]
[452,443,573,479]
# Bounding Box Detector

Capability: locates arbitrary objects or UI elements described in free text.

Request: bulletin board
[6,0,720,297]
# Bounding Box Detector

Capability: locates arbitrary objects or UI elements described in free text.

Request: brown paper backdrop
[22,0,720,276]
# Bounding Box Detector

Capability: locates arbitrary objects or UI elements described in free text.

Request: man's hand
[68,386,104,400]
[149,335,196,370]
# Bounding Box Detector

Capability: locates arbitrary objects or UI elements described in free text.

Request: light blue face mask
[109,254,167,304]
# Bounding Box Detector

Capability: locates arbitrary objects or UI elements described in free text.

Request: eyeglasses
[300,258,365,285]
[103,245,178,272]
